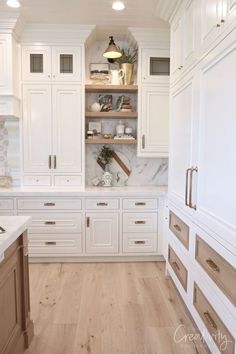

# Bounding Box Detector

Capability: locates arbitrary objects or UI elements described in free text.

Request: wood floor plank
[25,262,209,354]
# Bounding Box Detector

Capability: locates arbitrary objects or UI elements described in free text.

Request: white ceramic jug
[110,69,124,85]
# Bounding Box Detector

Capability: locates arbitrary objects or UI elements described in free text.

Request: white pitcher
[110,69,124,85]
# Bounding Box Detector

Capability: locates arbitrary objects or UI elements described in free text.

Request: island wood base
[0,231,33,354]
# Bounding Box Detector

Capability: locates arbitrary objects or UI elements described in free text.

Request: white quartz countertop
[0,186,167,197]
[0,216,31,261]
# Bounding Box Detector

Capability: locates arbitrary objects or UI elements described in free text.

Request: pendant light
[103,36,122,60]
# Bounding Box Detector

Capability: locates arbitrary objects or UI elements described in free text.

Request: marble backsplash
[86,145,168,187]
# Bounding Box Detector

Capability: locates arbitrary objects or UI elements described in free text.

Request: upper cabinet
[22,45,82,83]
[141,48,170,84]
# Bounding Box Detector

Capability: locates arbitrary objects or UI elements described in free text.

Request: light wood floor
[26,262,208,354]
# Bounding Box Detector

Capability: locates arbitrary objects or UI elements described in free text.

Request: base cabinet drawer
[18,213,82,233]
[29,234,82,255]
[123,213,157,233]
[169,211,189,249]
[123,233,157,253]
[195,235,236,306]
[23,175,51,186]
[17,198,82,210]
[193,283,235,354]
[85,198,119,210]
[168,245,188,291]
[54,175,82,187]
[123,199,158,210]
[0,198,14,210]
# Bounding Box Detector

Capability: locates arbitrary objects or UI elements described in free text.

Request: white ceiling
[0,0,169,34]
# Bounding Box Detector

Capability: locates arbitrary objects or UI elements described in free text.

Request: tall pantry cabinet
[167,1,236,353]
[21,35,88,187]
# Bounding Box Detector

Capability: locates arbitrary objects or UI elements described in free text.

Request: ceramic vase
[102,164,112,187]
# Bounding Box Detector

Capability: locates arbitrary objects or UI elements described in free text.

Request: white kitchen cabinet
[138,85,169,157]
[22,84,82,183]
[171,17,183,80]
[52,85,82,173]
[141,48,170,84]
[85,213,119,254]
[22,45,82,83]
[169,73,199,215]
[23,85,52,173]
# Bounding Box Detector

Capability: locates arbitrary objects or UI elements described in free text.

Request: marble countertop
[0,216,31,261]
[0,186,167,197]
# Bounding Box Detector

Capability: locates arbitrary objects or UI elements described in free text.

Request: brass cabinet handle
[134,240,146,245]
[44,202,55,207]
[142,134,145,149]
[206,259,220,273]
[203,311,218,330]
[54,155,57,169]
[135,221,146,224]
[189,166,198,210]
[87,217,90,227]
[49,155,52,169]
[173,224,181,232]
[135,202,146,206]
[97,202,108,206]
[185,168,192,207]
[216,23,221,27]
[172,261,180,271]
[45,221,56,225]
[45,241,56,245]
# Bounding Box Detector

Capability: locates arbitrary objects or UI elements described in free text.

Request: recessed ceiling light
[112,1,125,11]
[6,0,21,8]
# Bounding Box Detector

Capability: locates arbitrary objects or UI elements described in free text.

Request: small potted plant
[118,48,138,85]
[98,145,113,187]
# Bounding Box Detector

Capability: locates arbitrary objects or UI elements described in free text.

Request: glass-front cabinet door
[22,46,51,82]
[52,46,82,82]
[141,48,170,84]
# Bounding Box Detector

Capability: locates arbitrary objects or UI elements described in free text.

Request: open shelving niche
[85,84,138,145]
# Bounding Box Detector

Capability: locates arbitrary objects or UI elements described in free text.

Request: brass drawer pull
[45,241,57,246]
[172,261,180,271]
[135,221,146,224]
[134,240,146,245]
[45,221,56,225]
[203,311,218,330]
[206,259,220,273]
[87,217,90,227]
[97,202,108,206]
[173,224,181,232]
[44,202,55,207]
[135,202,146,206]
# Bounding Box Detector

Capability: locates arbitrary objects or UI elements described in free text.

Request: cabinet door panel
[22,46,51,82]
[201,0,221,49]
[52,85,82,173]
[139,86,169,157]
[197,36,236,244]
[86,213,119,254]
[52,47,82,82]
[183,0,198,66]
[171,18,183,78]
[23,85,52,173]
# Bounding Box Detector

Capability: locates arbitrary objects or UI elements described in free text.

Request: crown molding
[0,12,26,39]
[155,0,182,23]
[21,24,95,45]
[128,27,170,47]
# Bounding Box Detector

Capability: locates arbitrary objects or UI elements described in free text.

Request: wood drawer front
[122,198,158,210]
[28,234,82,255]
[23,175,51,186]
[17,198,82,210]
[18,213,82,234]
[193,283,235,354]
[196,235,236,306]
[169,211,189,249]
[54,175,82,187]
[168,245,188,291]
[0,199,14,210]
[123,233,157,253]
[123,213,157,233]
[85,198,119,210]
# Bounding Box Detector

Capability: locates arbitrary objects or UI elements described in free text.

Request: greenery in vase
[118,48,138,64]
[98,145,113,166]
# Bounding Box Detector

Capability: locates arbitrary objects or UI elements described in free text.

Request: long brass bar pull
[49,155,52,169]
[54,155,57,169]
[45,221,56,225]
[203,312,218,330]
[87,217,90,227]
[142,135,145,149]
[45,241,57,246]
[44,203,55,207]
[185,168,192,207]
[189,167,198,210]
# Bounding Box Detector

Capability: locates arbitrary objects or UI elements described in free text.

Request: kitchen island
[0,216,33,354]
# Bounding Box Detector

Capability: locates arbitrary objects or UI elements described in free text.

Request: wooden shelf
[85,139,137,145]
[85,111,137,119]
[85,84,138,93]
